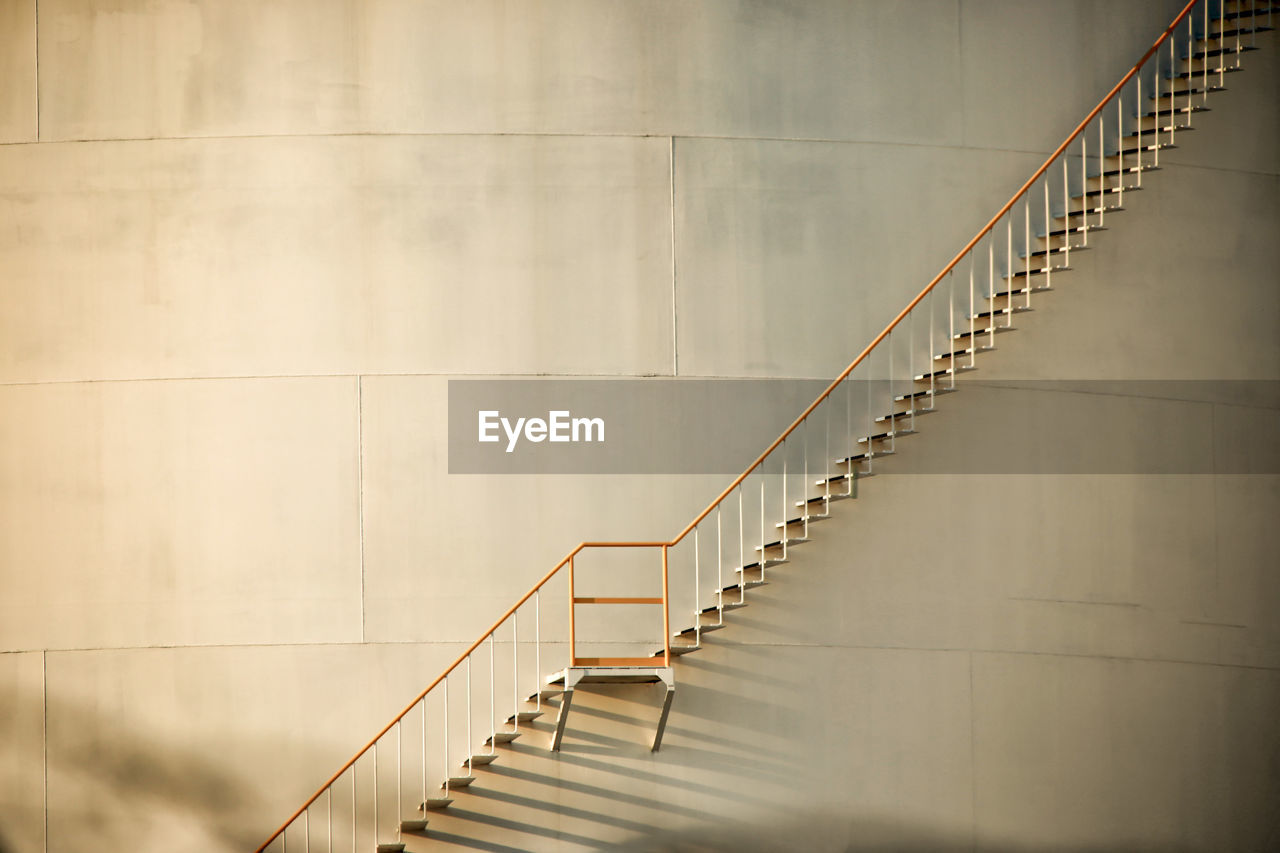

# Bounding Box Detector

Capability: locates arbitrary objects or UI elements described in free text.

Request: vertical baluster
[1081,133,1089,236]
[1023,200,1032,307]
[931,286,942,404]
[908,303,915,423]
[738,487,746,603]
[534,592,541,714]
[802,419,810,538]
[1169,37,1176,145]
[1220,0,1227,89]
[1198,0,1208,100]
[947,274,956,383]
[304,809,309,853]
[693,528,701,629]
[1098,117,1106,223]
[465,658,473,774]
[1137,74,1144,181]
[1187,17,1195,126]
[396,720,402,835]
[420,699,426,821]
[352,762,357,853]
[442,677,449,795]
[567,556,575,667]
[327,787,333,853]
[988,241,996,337]
[865,355,875,473]
[887,331,895,452]
[373,741,378,849]
[488,634,495,756]
[511,612,518,733]
[1006,216,1013,318]
[781,442,788,561]
[1117,96,1124,208]
[716,506,724,611]
[968,255,976,371]
[758,477,766,579]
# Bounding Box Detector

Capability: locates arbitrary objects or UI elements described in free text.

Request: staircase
[254,2,1276,850]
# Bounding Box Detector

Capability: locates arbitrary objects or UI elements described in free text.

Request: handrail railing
[257,1,1263,849]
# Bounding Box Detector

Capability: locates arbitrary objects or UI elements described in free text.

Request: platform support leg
[651,670,676,752]
[550,669,582,752]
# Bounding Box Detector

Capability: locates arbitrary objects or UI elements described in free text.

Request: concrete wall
[1,1,1277,851]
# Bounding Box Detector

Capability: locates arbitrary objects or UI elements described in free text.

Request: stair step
[1020,243,1085,260]
[738,558,786,571]
[1151,85,1225,100]
[1005,265,1070,281]
[675,622,726,638]
[753,536,809,552]
[1183,45,1257,60]
[795,493,846,509]
[719,579,765,596]
[953,325,1011,340]
[1220,7,1279,22]
[876,406,933,422]
[652,644,701,658]
[1038,222,1106,239]
[1057,203,1124,220]
[1140,105,1209,119]
[934,345,990,361]
[506,710,542,724]
[915,365,974,381]
[1088,164,1160,180]
[447,776,475,787]
[423,797,453,810]
[1203,25,1272,39]
[525,687,561,702]
[969,305,1031,321]
[776,513,829,528]
[1165,65,1241,79]
[895,387,954,403]
[991,283,1052,300]
[467,754,498,766]
[400,819,429,832]
[377,844,406,853]
[1115,141,1176,158]
[856,428,916,445]
[485,731,521,745]
[832,449,894,467]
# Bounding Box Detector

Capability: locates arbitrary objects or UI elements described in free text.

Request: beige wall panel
[359,374,727,644]
[0,134,674,383]
[37,0,963,144]
[43,642,468,853]
[0,0,36,143]
[0,651,43,853]
[957,0,1189,152]
[972,652,1280,850]
[673,138,1044,378]
[0,378,360,650]
[714,468,1277,670]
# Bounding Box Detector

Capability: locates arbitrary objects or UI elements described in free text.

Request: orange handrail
[256,2,1204,848]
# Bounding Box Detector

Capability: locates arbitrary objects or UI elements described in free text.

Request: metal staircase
[254,2,1276,850]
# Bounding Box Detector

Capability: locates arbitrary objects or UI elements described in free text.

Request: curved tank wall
[0,1,1276,850]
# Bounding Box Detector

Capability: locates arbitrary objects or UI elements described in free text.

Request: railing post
[661,545,671,666]
[567,555,576,666]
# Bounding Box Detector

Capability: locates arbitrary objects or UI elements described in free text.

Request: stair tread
[485,731,521,745]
